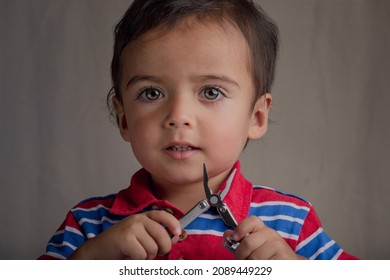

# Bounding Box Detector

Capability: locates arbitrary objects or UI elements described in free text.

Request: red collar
[110,161,253,223]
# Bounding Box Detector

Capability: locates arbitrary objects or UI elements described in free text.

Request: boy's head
[107,0,279,123]
[107,0,279,187]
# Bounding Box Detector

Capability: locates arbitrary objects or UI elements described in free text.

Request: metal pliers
[177,164,241,252]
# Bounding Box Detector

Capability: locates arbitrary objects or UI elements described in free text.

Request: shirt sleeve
[37,210,87,260]
[295,205,359,260]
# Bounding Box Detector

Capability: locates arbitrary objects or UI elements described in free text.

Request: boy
[39,0,357,260]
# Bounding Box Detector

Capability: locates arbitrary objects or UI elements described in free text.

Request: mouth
[166,145,198,152]
[164,143,200,160]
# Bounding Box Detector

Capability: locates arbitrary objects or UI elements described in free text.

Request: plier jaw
[203,163,241,252]
[175,164,241,252]
[203,163,238,228]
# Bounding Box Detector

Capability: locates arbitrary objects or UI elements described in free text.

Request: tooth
[170,145,193,151]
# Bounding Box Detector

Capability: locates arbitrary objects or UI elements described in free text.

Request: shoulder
[251,184,311,208]
[248,185,315,244]
[69,193,120,223]
[71,193,117,212]
[249,185,313,224]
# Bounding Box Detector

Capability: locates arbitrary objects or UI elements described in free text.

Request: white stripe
[186,229,224,237]
[86,233,97,238]
[48,241,77,251]
[79,216,119,226]
[277,231,299,241]
[188,229,299,240]
[52,229,64,237]
[64,226,84,237]
[73,204,109,212]
[253,185,275,191]
[295,227,324,251]
[53,227,84,238]
[251,201,310,211]
[309,240,336,260]
[332,248,343,260]
[198,213,220,220]
[259,214,304,224]
[45,251,66,260]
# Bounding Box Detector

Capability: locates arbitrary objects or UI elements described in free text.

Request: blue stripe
[72,206,127,236]
[81,219,119,235]
[185,210,230,232]
[261,219,302,237]
[248,205,309,238]
[296,230,333,258]
[49,230,85,247]
[72,206,112,221]
[46,230,86,259]
[46,243,75,258]
[49,232,66,245]
[314,242,342,260]
[249,204,309,220]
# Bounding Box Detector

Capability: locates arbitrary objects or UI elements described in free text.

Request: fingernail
[233,232,240,241]
[174,228,182,236]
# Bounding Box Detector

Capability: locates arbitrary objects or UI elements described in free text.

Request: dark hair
[107,0,279,124]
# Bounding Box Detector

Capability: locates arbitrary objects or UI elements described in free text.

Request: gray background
[1,0,389,259]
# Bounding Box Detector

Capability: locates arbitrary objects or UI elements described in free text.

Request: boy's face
[114,20,271,188]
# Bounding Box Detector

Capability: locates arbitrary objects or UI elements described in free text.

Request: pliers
[176,163,241,252]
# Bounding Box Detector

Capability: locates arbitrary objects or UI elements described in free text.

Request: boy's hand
[69,210,181,260]
[223,216,306,260]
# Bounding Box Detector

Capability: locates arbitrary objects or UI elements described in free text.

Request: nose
[163,94,195,129]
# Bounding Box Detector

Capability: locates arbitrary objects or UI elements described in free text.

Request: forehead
[121,18,251,75]
[136,16,243,43]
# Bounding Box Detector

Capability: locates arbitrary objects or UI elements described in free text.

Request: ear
[112,96,131,142]
[247,93,272,140]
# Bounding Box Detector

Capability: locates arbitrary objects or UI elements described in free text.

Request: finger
[144,210,182,255]
[235,227,295,260]
[122,214,173,259]
[146,210,181,237]
[234,230,267,259]
[252,237,300,260]
[120,212,176,259]
[247,239,287,260]
[171,234,180,244]
[120,231,149,260]
[144,219,174,256]
[136,231,161,260]
[223,229,234,239]
[233,216,265,241]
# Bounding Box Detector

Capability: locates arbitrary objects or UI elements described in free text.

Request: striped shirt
[38,162,357,260]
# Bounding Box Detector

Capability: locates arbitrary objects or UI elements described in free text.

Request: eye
[137,87,163,101]
[200,86,224,101]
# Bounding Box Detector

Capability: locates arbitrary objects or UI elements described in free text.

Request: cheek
[127,117,159,163]
[126,114,157,142]
[203,113,250,148]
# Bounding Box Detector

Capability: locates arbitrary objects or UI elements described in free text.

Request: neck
[152,180,206,213]
[151,168,232,213]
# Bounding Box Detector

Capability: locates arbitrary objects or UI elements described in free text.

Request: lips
[164,143,200,160]
[167,145,196,151]
[165,141,199,151]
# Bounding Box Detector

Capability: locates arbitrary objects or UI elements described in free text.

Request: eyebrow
[125,74,241,89]
[197,75,241,88]
[126,75,161,89]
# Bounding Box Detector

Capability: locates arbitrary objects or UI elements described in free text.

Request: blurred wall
[1,0,389,259]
